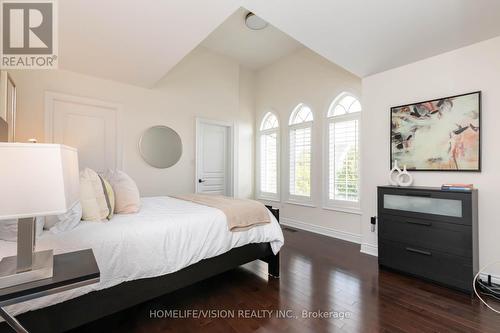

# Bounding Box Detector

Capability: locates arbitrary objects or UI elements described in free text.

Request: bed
[0,196,283,332]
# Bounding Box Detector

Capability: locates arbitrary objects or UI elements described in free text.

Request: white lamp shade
[0,143,80,219]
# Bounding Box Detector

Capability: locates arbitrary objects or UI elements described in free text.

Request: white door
[196,120,233,196]
[45,92,121,173]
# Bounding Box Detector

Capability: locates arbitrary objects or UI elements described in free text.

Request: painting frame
[390,91,481,172]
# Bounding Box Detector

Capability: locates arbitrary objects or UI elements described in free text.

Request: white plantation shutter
[329,119,359,201]
[260,132,278,194]
[258,113,279,198]
[290,126,312,197]
[327,94,361,206]
[288,104,313,200]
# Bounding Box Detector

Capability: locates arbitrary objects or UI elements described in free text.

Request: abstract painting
[390,92,481,171]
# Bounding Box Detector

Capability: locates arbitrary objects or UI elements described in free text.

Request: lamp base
[0,250,53,289]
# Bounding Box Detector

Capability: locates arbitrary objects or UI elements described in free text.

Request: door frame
[0,71,16,142]
[195,117,236,197]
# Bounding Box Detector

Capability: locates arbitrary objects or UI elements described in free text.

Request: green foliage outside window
[335,147,358,201]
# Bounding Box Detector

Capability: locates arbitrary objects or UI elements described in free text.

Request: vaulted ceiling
[201,8,303,70]
[59,0,500,88]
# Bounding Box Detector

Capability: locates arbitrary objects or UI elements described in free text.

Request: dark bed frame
[0,206,280,333]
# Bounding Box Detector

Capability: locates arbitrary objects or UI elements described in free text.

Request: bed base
[0,206,280,333]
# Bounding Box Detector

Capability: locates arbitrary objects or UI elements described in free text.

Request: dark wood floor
[72,228,500,333]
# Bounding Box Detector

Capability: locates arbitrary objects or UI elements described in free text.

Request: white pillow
[45,202,82,234]
[103,170,141,214]
[80,168,110,221]
[0,218,45,242]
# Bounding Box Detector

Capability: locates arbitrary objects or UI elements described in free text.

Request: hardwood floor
[72,228,500,333]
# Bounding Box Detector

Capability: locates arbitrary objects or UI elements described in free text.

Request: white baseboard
[360,243,378,257]
[281,217,361,244]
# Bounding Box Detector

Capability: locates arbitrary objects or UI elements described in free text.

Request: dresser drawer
[378,240,473,292]
[378,187,472,225]
[378,215,472,258]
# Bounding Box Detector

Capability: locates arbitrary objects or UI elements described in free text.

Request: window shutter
[289,126,311,197]
[260,132,278,194]
[329,119,359,202]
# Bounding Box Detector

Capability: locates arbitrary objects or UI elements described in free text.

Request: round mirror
[139,126,182,168]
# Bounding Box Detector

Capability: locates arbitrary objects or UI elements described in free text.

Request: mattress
[0,196,284,317]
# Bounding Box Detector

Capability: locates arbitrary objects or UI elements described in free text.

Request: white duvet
[0,197,284,317]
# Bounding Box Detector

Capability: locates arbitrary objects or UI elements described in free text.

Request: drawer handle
[405,247,432,256]
[406,220,432,227]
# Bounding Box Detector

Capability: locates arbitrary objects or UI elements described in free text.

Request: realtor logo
[1,0,58,69]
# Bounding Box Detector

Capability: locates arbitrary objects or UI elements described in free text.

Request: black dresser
[377,186,478,293]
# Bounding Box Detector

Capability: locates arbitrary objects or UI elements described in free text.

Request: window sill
[322,205,362,215]
[257,196,281,203]
[285,200,316,208]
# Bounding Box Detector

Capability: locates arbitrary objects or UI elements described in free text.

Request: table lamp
[0,143,79,288]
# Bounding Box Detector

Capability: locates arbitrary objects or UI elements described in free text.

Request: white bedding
[0,196,284,317]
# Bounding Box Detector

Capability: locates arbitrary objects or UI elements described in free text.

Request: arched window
[288,104,313,200]
[289,104,313,124]
[258,112,279,199]
[326,93,361,207]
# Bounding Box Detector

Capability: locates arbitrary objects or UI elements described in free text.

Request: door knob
[198,179,206,183]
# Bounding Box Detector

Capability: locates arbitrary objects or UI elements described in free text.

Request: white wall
[255,48,363,240]
[237,67,256,198]
[361,36,500,266]
[10,47,255,198]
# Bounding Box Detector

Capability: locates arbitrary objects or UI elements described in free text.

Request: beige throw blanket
[174,194,271,232]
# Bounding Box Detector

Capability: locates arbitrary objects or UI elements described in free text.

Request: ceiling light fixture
[245,12,268,30]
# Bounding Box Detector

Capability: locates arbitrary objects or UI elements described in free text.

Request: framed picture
[390,91,481,171]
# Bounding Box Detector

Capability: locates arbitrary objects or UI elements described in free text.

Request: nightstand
[0,249,100,333]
